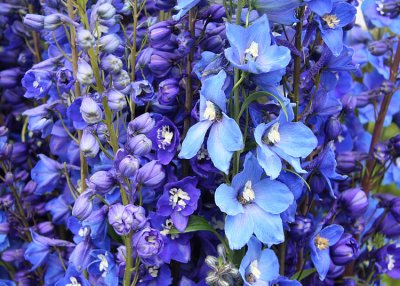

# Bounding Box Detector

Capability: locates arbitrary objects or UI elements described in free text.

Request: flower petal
[258,248,280,282]
[311,248,331,281]
[225,213,254,250]
[215,184,244,216]
[178,120,212,159]
[217,114,243,152]
[256,145,282,179]
[253,179,294,214]
[320,224,344,246]
[207,124,234,174]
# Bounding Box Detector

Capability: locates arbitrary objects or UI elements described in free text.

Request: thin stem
[28,4,42,63]
[362,39,400,194]
[293,7,305,121]
[123,232,133,286]
[131,256,141,286]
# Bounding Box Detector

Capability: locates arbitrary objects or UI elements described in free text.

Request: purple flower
[108,203,147,235]
[132,227,164,265]
[157,177,200,231]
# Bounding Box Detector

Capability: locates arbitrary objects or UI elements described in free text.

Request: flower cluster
[0,0,400,285]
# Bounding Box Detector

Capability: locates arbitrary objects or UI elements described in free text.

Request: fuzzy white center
[169,188,190,209]
[323,14,340,28]
[78,227,90,237]
[242,181,255,202]
[267,123,281,144]
[98,254,109,277]
[249,260,261,280]
[245,41,259,60]
[66,277,81,286]
[33,81,39,88]
[204,101,217,121]
[148,266,159,278]
[157,125,173,149]
[388,254,396,271]
[160,218,179,239]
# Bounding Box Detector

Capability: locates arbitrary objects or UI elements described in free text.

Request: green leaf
[236,91,288,121]
[169,215,215,234]
[290,268,316,281]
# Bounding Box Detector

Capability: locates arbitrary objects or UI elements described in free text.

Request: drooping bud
[80,97,103,124]
[77,59,94,85]
[136,160,165,188]
[325,117,342,141]
[126,134,152,156]
[128,113,155,136]
[338,188,368,218]
[330,233,359,266]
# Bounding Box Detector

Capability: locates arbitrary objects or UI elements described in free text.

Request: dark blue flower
[87,250,118,285]
[21,69,53,99]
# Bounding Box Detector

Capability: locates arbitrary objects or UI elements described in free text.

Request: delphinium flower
[215,153,294,249]
[179,70,243,173]
[362,0,400,34]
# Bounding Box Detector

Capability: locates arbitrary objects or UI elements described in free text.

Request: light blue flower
[178,70,243,174]
[316,2,357,56]
[254,105,318,179]
[172,0,200,21]
[215,153,293,249]
[362,0,400,34]
[304,0,333,16]
[309,224,344,280]
[253,0,301,25]
[225,15,291,74]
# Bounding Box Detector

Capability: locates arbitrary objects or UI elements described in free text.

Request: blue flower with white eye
[87,250,118,286]
[21,69,53,99]
[254,104,318,180]
[55,265,90,286]
[316,2,357,56]
[309,224,344,280]
[178,70,243,174]
[215,153,293,249]
[225,15,291,74]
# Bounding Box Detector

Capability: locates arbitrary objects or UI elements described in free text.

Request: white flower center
[388,254,396,271]
[197,145,210,160]
[78,227,90,237]
[98,254,109,277]
[395,157,400,168]
[245,41,259,61]
[314,235,330,250]
[33,81,39,88]
[66,277,81,286]
[148,266,159,278]
[323,14,340,29]
[169,188,190,209]
[160,218,179,239]
[249,260,261,279]
[242,181,255,202]
[265,123,281,145]
[204,100,218,121]
[157,125,174,149]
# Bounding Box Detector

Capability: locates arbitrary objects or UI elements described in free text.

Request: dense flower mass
[0,0,400,285]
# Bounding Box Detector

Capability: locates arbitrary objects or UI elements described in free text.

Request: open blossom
[179,70,243,173]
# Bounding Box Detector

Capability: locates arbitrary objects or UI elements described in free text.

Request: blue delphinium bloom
[87,250,118,285]
[178,70,243,174]
[21,69,53,99]
[157,176,200,231]
[304,0,333,16]
[225,15,291,74]
[0,211,9,252]
[239,237,280,285]
[316,2,357,56]
[172,0,201,20]
[31,154,65,195]
[55,265,90,286]
[309,224,344,280]
[254,105,318,179]
[362,0,400,34]
[215,153,293,249]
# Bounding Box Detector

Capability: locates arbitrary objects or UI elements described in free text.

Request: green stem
[131,257,141,286]
[293,7,305,121]
[129,0,138,120]
[28,4,42,63]
[123,232,133,286]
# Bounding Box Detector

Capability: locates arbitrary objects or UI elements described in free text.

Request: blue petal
[225,213,254,249]
[218,114,243,151]
[225,23,248,59]
[321,28,343,57]
[257,45,291,73]
[320,224,344,245]
[253,179,293,214]
[310,248,330,280]
[207,124,234,174]
[247,204,284,246]
[307,0,333,16]
[334,2,357,28]
[239,237,262,281]
[271,146,306,174]
[200,70,227,114]
[258,249,280,282]
[275,122,317,158]
[247,15,271,49]
[172,0,201,20]
[232,152,264,190]
[178,120,212,159]
[257,145,282,179]
[215,184,244,216]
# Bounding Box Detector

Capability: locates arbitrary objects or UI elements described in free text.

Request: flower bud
[77,29,95,50]
[43,14,63,30]
[89,171,115,194]
[126,134,152,156]
[338,188,368,218]
[0,194,13,208]
[36,221,54,235]
[106,88,127,111]
[325,117,342,141]
[368,40,390,56]
[202,35,223,53]
[290,216,312,239]
[0,221,10,234]
[330,233,359,266]
[4,172,13,185]
[309,174,325,194]
[23,14,44,31]
[113,70,131,93]
[72,189,95,220]
[77,59,94,85]
[131,80,155,106]
[97,3,116,20]
[100,34,121,53]
[137,160,165,188]
[96,123,109,143]
[158,78,180,105]
[148,51,176,78]
[336,152,358,174]
[100,54,123,74]
[80,129,100,158]
[128,113,155,136]
[374,142,389,164]
[1,249,24,263]
[0,68,21,89]
[80,97,103,124]
[149,20,176,43]
[56,68,75,92]
[120,156,140,177]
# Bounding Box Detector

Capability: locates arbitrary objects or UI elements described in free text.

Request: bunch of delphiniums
[0,0,400,285]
